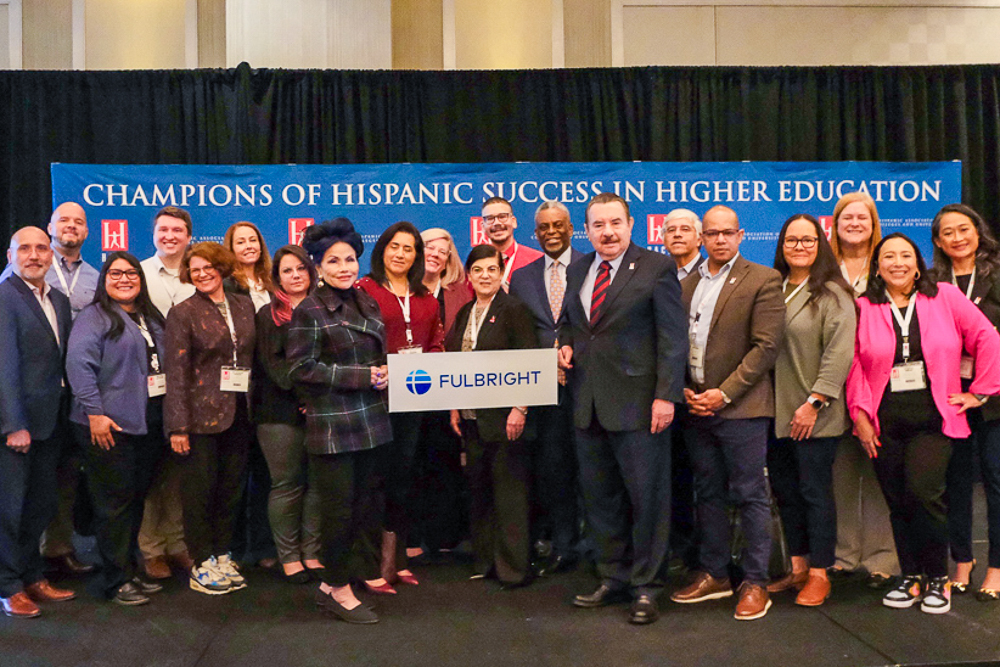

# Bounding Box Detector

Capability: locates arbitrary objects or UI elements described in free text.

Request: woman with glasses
[847,233,1000,613]
[164,242,256,596]
[66,253,168,606]
[421,228,473,336]
[767,216,856,607]
[927,204,1000,601]
[446,245,539,588]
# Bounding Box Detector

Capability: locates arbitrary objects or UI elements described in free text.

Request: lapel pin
[629,263,635,270]
[489,316,496,323]
[729,277,736,284]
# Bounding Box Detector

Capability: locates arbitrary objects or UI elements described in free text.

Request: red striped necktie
[590,260,612,324]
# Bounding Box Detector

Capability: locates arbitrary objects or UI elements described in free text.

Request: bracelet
[514,406,528,416]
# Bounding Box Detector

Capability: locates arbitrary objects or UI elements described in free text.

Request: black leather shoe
[315,588,379,624]
[46,554,96,576]
[538,555,578,577]
[131,576,163,595]
[112,582,150,606]
[573,583,629,608]
[629,595,659,625]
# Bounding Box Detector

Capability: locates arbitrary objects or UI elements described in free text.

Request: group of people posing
[1,190,998,629]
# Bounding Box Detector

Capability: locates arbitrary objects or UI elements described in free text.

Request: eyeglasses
[482,212,512,225]
[189,266,218,277]
[469,265,502,276]
[702,229,740,240]
[107,269,141,280]
[783,236,819,249]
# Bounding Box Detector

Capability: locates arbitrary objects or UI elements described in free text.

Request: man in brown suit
[669,205,785,620]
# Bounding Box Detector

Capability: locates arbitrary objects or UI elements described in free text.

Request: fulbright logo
[406,370,433,395]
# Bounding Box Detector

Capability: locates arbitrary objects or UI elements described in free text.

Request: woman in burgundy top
[357,221,445,593]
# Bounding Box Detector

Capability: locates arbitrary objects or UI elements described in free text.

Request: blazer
[560,243,687,432]
[439,280,473,341]
[287,284,392,455]
[163,290,256,435]
[252,307,303,426]
[681,256,786,420]
[773,281,856,439]
[67,303,166,435]
[445,289,540,443]
[0,275,72,440]
[509,248,586,349]
[846,283,1000,439]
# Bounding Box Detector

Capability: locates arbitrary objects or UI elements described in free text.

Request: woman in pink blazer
[847,233,1000,615]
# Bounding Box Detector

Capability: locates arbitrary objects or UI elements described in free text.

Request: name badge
[890,361,927,392]
[398,345,423,355]
[147,374,166,398]
[960,355,974,380]
[221,366,251,393]
[688,345,704,369]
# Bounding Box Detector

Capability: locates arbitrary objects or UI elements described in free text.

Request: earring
[914,271,920,281]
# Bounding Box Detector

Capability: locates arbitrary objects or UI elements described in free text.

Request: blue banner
[51,161,961,271]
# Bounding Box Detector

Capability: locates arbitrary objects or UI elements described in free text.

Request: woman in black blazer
[446,244,539,587]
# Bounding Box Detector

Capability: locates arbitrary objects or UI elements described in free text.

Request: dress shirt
[839,260,868,298]
[142,254,195,317]
[677,254,702,281]
[579,249,627,319]
[688,253,740,384]
[20,275,60,345]
[544,247,573,305]
[0,253,98,318]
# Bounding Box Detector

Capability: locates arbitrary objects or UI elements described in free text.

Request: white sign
[387,349,558,413]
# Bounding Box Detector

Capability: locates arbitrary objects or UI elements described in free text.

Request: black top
[253,307,305,426]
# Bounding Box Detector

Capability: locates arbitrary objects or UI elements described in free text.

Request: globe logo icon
[406,370,432,396]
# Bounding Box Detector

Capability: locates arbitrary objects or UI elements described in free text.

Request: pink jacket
[846,282,1000,438]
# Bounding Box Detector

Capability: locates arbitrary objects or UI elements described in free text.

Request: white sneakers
[189,555,247,595]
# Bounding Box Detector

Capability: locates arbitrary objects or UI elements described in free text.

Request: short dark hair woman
[287,218,391,624]
[67,252,168,605]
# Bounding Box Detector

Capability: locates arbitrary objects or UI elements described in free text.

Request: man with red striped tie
[557,192,687,625]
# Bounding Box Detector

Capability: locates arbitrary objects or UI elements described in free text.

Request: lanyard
[888,293,917,361]
[468,295,495,350]
[951,269,976,300]
[135,314,161,374]
[690,272,728,333]
[388,283,413,345]
[782,278,808,304]
[51,258,81,297]
[502,243,519,285]
[220,298,240,365]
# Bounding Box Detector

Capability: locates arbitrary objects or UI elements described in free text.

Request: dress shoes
[795,575,831,607]
[113,582,150,606]
[670,572,733,604]
[628,595,659,625]
[46,553,95,577]
[315,588,379,624]
[537,554,577,577]
[132,576,164,595]
[734,582,771,620]
[25,580,76,603]
[766,570,808,593]
[1,592,41,618]
[143,556,172,580]
[865,572,893,590]
[573,583,629,608]
[395,572,420,586]
[167,551,195,573]
[364,581,398,595]
[282,569,312,585]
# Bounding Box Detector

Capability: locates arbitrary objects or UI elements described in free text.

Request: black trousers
[462,421,532,584]
[411,411,468,552]
[948,417,1000,568]
[379,412,422,567]
[177,403,251,565]
[309,447,381,587]
[75,418,164,597]
[767,435,840,569]
[531,396,579,558]
[0,428,63,597]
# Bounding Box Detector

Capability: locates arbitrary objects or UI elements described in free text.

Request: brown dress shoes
[766,570,808,593]
[24,579,76,602]
[1,591,41,618]
[144,556,172,580]
[734,582,771,620]
[795,575,832,606]
[671,572,733,604]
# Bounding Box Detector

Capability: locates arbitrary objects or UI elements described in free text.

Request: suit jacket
[440,279,473,341]
[681,255,786,420]
[67,302,166,435]
[509,248,585,349]
[0,275,72,440]
[560,243,687,432]
[445,289,540,443]
[773,281,856,439]
[287,284,392,455]
[163,290,256,435]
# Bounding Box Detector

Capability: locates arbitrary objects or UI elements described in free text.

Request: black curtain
[3,63,999,255]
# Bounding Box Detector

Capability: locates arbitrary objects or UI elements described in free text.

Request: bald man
[0,227,76,617]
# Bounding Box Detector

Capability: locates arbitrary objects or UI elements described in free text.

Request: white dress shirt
[579,249,627,321]
[20,275,60,345]
[544,247,573,305]
[142,254,195,317]
[677,254,703,281]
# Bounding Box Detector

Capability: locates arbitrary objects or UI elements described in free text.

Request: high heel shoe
[364,580,398,595]
[951,560,977,594]
[396,572,419,586]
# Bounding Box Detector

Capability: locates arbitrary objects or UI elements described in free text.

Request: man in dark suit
[0,227,76,617]
[558,192,687,625]
[509,200,585,576]
[670,205,785,621]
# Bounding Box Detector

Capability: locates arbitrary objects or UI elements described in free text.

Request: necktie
[548,260,564,321]
[590,261,611,324]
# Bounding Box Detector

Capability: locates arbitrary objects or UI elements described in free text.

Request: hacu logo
[470,217,488,245]
[101,220,128,251]
[818,216,834,240]
[406,370,433,395]
[646,214,667,245]
[289,218,315,245]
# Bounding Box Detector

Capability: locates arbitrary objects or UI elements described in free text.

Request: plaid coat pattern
[287,284,392,455]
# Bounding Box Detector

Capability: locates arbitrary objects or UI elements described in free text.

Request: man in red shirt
[481,197,543,290]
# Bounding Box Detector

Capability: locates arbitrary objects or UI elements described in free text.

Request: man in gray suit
[670,205,785,621]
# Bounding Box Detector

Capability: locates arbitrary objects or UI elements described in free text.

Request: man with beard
[481,197,542,290]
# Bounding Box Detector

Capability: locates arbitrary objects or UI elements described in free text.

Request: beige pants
[137,457,187,558]
[832,436,900,575]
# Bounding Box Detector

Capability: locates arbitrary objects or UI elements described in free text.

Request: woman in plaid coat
[287,218,392,625]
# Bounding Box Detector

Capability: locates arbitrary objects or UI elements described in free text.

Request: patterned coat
[164,290,256,435]
[287,284,392,455]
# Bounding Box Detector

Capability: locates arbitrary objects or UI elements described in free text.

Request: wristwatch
[974,394,989,405]
[807,396,828,410]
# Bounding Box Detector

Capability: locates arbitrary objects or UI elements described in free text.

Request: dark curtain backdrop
[2,63,999,258]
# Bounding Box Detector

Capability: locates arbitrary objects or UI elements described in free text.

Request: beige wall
[0,5,8,70]
[84,0,187,70]
[454,0,553,69]
[393,0,443,69]
[564,0,611,68]
[22,0,73,69]
[198,0,225,68]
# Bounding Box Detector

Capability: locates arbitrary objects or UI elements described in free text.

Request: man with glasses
[481,197,542,290]
[671,205,785,621]
[661,209,705,280]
